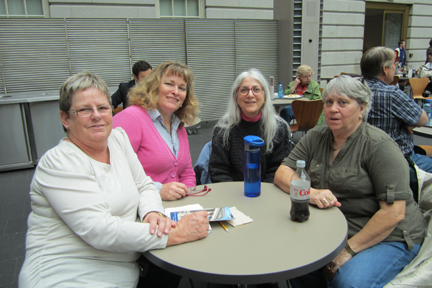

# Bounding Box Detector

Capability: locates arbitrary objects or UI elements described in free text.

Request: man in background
[361,46,432,173]
[395,40,407,69]
[111,60,152,109]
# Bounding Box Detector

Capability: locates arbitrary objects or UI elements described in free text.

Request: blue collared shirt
[147,109,181,190]
[365,77,423,155]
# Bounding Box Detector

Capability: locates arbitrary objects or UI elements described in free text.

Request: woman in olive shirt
[275,75,425,288]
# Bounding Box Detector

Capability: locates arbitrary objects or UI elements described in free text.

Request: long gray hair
[215,68,289,152]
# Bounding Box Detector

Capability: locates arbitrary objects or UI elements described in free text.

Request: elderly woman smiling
[19,72,209,288]
[275,75,425,288]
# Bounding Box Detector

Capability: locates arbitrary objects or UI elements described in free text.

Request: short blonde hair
[296,65,314,77]
[128,61,199,125]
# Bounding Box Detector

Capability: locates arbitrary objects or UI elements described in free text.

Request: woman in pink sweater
[113,61,198,201]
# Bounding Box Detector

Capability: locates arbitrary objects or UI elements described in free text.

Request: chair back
[410,77,430,99]
[290,99,323,132]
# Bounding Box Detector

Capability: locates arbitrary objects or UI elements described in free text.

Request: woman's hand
[291,77,301,94]
[160,182,188,201]
[143,212,176,237]
[324,248,352,281]
[310,188,342,209]
[167,211,209,246]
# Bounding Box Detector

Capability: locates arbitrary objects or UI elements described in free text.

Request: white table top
[144,182,348,284]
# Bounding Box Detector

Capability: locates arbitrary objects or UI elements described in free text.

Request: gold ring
[328,195,334,201]
[322,198,329,204]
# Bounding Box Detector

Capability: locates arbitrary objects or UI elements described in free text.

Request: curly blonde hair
[128,61,199,125]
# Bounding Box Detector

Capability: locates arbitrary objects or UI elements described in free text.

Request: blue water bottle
[424,99,431,126]
[243,136,265,197]
[278,82,283,98]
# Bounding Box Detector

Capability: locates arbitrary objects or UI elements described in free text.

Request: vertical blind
[0,18,278,121]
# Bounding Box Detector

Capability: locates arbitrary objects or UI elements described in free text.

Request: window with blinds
[0,18,278,121]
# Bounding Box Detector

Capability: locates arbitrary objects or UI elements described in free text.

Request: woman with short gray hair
[275,75,424,288]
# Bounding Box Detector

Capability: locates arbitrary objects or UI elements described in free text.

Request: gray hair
[215,68,289,152]
[322,75,372,121]
[59,71,110,113]
[59,71,111,132]
[361,47,395,78]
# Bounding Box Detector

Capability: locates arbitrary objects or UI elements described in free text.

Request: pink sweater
[112,106,195,188]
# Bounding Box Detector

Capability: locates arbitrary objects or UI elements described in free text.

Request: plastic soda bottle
[278,82,283,98]
[424,100,431,126]
[290,160,311,222]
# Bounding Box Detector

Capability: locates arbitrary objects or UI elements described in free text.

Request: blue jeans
[411,151,432,173]
[328,242,421,288]
[290,242,420,288]
[280,105,295,124]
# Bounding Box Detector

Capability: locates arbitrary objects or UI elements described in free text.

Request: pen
[219,221,229,232]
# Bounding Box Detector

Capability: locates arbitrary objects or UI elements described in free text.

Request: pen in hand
[219,221,229,232]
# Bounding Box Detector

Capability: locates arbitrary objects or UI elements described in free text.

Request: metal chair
[409,77,430,99]
[289,99,323,136]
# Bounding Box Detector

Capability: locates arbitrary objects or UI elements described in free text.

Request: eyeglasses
[237,85,264,96]
[187,185,211,197]
[69,105,113,118]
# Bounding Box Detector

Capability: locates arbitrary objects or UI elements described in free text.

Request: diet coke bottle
[290,160,311,222]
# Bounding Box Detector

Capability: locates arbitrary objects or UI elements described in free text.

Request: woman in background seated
[113,61,197,201]
[275,75,425,288]
[19,72,209,288]
[280,64,324,125]
[209,68,290,183]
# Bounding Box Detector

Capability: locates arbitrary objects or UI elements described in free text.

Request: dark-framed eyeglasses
[69,105,113,118]
[237,85,264,96]
[187,185,211,197]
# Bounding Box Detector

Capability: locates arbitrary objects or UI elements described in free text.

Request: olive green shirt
[282,122,425,245]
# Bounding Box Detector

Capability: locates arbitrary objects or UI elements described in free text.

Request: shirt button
[170,171,176,178]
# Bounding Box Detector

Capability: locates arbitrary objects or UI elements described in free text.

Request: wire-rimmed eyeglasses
[237,85,264,96]
[69,105,113,117]
[187,185,211,197]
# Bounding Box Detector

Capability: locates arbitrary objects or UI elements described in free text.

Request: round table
[272,97,309,114]
[144,182,348,285]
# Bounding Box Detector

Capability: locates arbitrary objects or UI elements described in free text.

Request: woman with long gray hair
[209,68,291,183]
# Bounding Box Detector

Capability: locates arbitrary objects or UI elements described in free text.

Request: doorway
[363,2,409,53]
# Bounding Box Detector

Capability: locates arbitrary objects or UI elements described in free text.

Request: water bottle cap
[244,135,265,146]
[296,160,306,168]
[427,99,431,103]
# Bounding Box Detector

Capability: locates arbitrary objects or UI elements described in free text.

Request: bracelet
[157,212,167,218]
[345,241,357,257]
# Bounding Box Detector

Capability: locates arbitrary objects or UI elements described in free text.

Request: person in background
[280,65,324,125]
[275,75,425,288]
[419,48,432,94]
[113,61,197,201]
[395,40,407,69]
[426,39,432,64]
[19,71,209,288]
[209,68,290,184]
[361,46,432,173]
[111,60,152,110]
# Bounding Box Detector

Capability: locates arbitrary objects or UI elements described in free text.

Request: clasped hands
[143,210,209,246]
[310,188,341,209]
